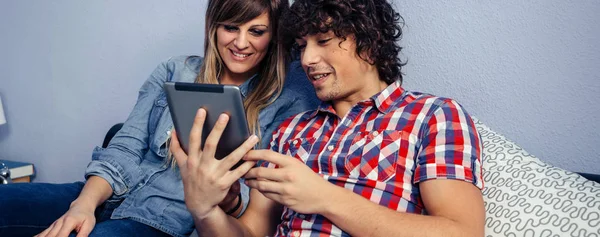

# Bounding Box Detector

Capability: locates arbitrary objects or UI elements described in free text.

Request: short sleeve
[413,99,484,189]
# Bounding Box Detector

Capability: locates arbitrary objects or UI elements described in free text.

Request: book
[0,159,35,179]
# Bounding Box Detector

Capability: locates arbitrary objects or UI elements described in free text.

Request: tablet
[164,82,250,167]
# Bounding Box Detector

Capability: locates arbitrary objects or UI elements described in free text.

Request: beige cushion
[474,118,600,237]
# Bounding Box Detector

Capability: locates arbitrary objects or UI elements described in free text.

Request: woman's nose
[233,33,249,49]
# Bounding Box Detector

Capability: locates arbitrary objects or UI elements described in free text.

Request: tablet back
[164,82,250,160]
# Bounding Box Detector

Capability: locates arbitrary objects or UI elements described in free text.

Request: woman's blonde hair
[200,0,289,139]
[166,0,289,166]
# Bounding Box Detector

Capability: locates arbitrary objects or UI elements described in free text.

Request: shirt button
[327,145,334,151]
[292,140,299,145]
[293,231,300,237]
[166,130,172,136]
[298,214,306,219]
[372,131,379,136]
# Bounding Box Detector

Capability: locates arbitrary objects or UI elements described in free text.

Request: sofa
[473,118,600,236]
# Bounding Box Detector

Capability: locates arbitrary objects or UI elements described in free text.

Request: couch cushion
[474,118,600,237]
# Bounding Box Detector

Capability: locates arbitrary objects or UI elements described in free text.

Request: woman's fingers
[188,108,207,159]
[170,130,188,169]
[201,113,229,161]
[75,220,94,237]
[46,219,63,237]
[219,135,258,173]
[56,218,78,237]
[34,221,53,237]
[224,159,257,185]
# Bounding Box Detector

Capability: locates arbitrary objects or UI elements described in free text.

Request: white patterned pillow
[474,118,600,237]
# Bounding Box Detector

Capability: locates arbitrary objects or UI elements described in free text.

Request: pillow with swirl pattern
[474,118,600,237]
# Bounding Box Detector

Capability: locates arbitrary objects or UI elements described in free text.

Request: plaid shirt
[263,81,483,237]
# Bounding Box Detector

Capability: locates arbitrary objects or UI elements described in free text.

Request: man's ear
[359,49,375,65]
[345,34,375,65]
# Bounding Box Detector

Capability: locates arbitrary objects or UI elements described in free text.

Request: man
[172,0,485,236]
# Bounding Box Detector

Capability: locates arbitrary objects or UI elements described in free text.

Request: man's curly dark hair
[282,0,406,84]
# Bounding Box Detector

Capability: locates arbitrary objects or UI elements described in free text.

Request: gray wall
[0,0,598,183]
[0,1,208,182]
[396,0,600,175]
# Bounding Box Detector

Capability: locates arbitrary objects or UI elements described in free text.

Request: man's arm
[320,179,484,237]
[244,146,484,236]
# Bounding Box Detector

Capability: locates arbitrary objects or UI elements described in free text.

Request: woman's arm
[71,176,113,210]
[85,57,175,196]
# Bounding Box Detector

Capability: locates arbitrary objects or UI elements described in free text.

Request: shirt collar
[372,80,405,114]
[310,102,337,118]
[309,80,405,118]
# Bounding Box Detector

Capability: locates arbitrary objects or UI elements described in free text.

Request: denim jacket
[85,56,318,237]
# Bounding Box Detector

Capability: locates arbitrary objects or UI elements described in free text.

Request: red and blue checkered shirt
[262,81,483,237]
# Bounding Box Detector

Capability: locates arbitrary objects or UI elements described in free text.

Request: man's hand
[243,150,332,214]
[170,109,258,219]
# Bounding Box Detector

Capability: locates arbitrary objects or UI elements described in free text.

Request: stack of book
[0,159,35,182]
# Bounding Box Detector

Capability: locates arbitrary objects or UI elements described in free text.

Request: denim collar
[236,74,259,98]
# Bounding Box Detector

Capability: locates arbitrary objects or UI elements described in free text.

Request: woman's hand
[35,176,112,237]
[170,109,258,220]
[218,180,241,214]
[34,199,96,237]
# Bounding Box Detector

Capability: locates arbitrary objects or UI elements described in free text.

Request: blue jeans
[0,182,171,237]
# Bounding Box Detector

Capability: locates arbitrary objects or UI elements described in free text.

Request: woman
[0,0,317,236]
